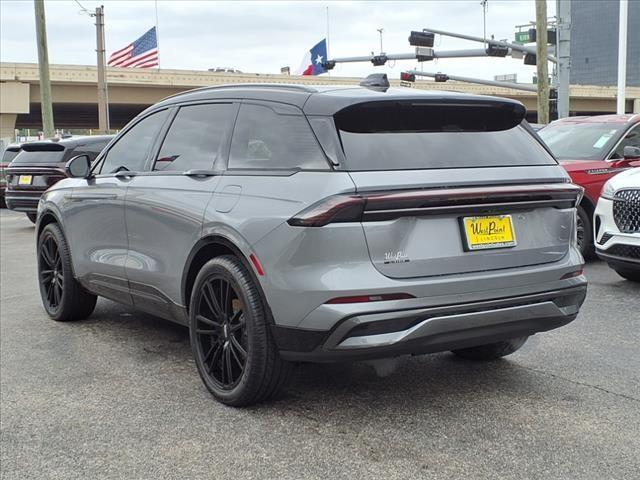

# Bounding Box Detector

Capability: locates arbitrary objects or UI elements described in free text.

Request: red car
[539,114,640,256]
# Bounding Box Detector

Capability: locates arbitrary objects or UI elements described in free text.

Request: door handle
[184,169,217,178]
[72,193,118,200]
[114,171,135,179]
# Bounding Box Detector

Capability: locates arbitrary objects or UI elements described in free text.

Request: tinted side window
[70,141,109,163]
[155,103,234,171]
[100,110,168,174]
[229,104,328,170]
[610,125,640,159]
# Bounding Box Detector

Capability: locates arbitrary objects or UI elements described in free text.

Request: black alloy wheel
[189,255,291,406]
[37,223,97,321]
[194,276,248,389]
[39,231,64,311]
[576,205,593,258]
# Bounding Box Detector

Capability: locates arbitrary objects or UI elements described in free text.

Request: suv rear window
[11,149,65,164]
[334,101,556,171]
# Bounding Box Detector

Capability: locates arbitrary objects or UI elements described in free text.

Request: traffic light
[371,55,388,66]
[400,72,416,82]
[528,28,557,45]
[322,60,336,71]
[524,53,536,65]
[434,73,449,82]
[409,31,435,47]
[486,44,509,57]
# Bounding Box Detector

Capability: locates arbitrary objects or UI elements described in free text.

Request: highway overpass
[2,62,640,141]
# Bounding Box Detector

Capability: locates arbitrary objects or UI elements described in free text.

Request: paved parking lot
[1,208,638,479]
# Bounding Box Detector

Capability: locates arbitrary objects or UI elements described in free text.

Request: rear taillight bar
[287,195,365,227]
[288,183,584,227]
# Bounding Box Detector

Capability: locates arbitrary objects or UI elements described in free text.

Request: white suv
[594,164,640,281]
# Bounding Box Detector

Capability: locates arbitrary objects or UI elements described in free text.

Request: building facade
[570,0,640,86]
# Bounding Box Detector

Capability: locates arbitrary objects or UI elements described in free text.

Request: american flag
[108,27,159,68]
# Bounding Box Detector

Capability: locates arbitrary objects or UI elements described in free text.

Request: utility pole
[34,0,54,138]
[95,6,110,133]
[617,0,628,114]
[535,0,549,124]
[377,28,384,54]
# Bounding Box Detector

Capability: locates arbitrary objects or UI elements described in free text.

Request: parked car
[5,135,112,222]
[1,144,21,207]
[538,114,640,256]
[594,166,640,281]
[36,84,587,406]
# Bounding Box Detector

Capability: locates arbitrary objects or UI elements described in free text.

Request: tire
[614,268,640,282]
[37,223,97,321]
[451,337,528,360]
[576,205,594,258]
[26,212,37,224]
[189,255,291,407]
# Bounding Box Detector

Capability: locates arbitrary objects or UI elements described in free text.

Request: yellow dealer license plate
[462,215,517,251]
[18,175,33,185]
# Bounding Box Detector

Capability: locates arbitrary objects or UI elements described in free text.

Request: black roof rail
[162,83,318,101]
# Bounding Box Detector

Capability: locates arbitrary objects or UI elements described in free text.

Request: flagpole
[154,0,160,69]
[326,5,330,76]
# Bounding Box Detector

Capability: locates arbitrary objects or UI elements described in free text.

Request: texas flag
[296,39,328,76]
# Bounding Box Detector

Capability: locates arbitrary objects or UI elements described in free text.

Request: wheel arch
[181,235,270,320]
[37,209,62,238]
[579,193,596,222]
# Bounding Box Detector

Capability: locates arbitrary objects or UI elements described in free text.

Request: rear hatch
[6,142,67,192]
[333,99,580,279]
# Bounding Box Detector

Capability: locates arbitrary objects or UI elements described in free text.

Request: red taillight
[249,254,265,276]
[326,293,414,304]
[287,194,365,227]
[560,269,583,280]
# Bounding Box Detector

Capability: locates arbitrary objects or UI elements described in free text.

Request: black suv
[5,136,112,222]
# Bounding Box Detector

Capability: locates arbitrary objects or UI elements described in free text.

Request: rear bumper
[275,284,587,362]
[5,191,42,213]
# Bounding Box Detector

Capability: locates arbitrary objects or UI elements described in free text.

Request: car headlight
[601,179,616,200]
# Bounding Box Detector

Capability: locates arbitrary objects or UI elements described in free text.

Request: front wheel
[576,205,593,258]
[451,337,528,360]
[37,223,97,321]
[189,255,291,407]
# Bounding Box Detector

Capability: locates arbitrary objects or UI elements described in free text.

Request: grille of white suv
[613,189,640,233]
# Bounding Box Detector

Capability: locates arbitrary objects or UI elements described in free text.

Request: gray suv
[36,84,587,406]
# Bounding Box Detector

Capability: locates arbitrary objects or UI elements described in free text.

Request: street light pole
[617,0,628,114]
[34,0,54,138]
[556,0,571,118]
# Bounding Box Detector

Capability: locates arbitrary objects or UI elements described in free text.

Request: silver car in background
[36,84,587,406]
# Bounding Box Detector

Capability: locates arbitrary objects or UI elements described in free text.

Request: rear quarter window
[229,103,329,171]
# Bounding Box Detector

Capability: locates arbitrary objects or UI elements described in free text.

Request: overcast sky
[0,0,554,82]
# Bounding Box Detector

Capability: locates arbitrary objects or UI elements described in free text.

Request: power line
[73,0,93,16]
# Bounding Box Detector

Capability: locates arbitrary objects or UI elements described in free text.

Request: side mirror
[65,154,91,178]
[623,145,640,160]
